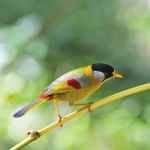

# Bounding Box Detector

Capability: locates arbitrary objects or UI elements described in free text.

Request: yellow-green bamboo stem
[10,83,150,150]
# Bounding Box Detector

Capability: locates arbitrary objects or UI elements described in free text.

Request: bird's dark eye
[104,72,112,79]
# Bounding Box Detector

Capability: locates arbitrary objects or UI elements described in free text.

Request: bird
[13,63,123,124]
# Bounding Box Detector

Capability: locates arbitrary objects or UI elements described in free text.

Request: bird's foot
[27,130,40,138]
[58,115,63,127]
[87,102,94,112]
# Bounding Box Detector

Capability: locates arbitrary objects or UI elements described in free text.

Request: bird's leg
[54,100,63,127]
[69,102,94,112]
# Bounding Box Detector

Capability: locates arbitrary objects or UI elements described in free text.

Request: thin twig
[10,83,150,150]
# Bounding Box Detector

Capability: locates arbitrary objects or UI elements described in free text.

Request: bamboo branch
[10,83,150,150]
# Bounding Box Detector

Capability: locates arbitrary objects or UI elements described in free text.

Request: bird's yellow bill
[112,72,123,78]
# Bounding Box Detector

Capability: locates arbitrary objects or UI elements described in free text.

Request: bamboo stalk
[10,83,150,150]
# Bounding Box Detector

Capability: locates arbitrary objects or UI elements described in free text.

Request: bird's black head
[92,63,114,79]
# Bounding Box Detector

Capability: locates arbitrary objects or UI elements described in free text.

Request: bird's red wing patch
[67,79,81,89]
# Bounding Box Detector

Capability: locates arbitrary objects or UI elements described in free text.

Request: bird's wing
[48,79,81,94]
[43,70,90,96]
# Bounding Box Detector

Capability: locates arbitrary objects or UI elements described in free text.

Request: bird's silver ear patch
[93,71,105,81]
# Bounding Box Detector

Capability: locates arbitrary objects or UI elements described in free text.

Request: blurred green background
[0,0,150,149]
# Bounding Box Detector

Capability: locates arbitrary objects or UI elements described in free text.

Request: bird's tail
[13,98,44,118]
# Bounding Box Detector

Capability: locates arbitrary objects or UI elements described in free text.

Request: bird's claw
[58,115,63,127]
[88,102,94,112]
